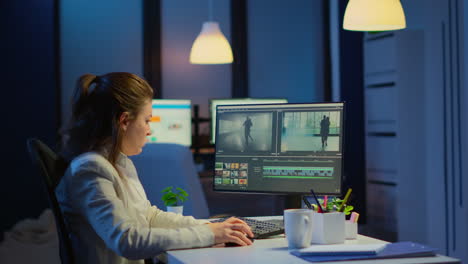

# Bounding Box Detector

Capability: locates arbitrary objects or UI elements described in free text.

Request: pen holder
[345,220,358,239]
[311,211,345,244]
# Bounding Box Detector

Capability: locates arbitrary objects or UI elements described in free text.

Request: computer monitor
[213,102,344,195]
[148,99,192,146]
[210,98,288,143]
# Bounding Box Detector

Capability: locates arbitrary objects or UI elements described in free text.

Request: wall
[416,1,466,260]
[1,0,58,236]
[464,1,468,258]
[60,0,232,135]
[0,0,144,238]
[162,0,231,128]
[161,0,326,130]
[248,0,325,103]
[330,1,467,261]
[336,0,366,227]
[368,0,468,261]
[60,0,143,124]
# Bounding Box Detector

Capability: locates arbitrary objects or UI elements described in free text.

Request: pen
[338,188,352,212]
[310,189,324,213]
[302,196,313,210]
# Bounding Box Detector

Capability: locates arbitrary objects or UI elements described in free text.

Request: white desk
[164,216,460,264]
[166,235,460,264]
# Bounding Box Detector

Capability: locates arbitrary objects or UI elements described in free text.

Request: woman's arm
[67,157,214,259]
[146,205,209,229]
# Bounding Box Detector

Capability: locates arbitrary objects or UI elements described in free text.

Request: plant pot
[167,206,183,215]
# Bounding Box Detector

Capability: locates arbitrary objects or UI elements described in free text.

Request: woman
[56,72,253,264]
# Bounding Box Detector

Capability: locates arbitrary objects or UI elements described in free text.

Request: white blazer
[55,152,214,264]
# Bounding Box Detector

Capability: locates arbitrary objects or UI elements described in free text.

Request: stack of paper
[290,242,437,262]
[292,244,385,256]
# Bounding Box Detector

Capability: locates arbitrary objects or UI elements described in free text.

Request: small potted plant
[161,186,188,214]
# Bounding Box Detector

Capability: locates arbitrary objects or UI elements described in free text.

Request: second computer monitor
[148,99,192,146]
[213,102,344,195]
[210,98,288,143]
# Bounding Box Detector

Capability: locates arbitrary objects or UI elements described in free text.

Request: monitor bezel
[211,101,346,196]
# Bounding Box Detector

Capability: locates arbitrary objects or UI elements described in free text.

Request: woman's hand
[208,217,254,246]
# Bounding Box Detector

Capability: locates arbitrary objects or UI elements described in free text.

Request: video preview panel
[210,98,287,143]
[281,111,341,153]
[216,112,273,153]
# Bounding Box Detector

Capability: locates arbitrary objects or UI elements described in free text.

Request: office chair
[27,139,158,264]
[26,138,74,264]
[131,143,210,219]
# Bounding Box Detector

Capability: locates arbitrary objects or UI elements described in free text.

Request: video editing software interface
[213,103,344,195]
[148,99,192,146]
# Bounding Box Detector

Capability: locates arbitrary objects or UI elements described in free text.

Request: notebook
[292,244,386,256]
[290,242,437,262]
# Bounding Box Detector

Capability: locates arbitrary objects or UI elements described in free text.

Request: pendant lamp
[343,0,406,31]
[190,0,233,64]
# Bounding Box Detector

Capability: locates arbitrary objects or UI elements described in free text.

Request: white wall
[248,0,325,103]
[60,0,143,124]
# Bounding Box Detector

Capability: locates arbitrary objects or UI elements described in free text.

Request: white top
[55,151,214,264]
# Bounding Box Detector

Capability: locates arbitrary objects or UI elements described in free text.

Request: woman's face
[120,100,152,156]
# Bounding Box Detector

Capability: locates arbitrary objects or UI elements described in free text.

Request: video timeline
[263,166,334,178]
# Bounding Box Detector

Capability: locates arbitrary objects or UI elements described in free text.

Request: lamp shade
[343,0,406,31]
[190,22,233,64]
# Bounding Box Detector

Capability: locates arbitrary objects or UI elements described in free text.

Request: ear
[119,112,131,131]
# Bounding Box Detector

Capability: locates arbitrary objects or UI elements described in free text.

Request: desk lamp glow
[190,0,233,64]
[343,0,406,31]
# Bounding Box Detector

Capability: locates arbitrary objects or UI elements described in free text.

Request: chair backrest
[27,138,74,264]
[131,143,210,219]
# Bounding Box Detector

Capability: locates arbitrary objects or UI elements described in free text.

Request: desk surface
[165,216,460,264]
[166,235,460,264]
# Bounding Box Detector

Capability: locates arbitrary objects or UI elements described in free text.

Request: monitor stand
[284,194,302,209]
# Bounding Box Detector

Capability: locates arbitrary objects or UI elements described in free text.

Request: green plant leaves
[176,187,188,197]
[344,205,354,215]
[161,186,189,206]
[161,186,173,193]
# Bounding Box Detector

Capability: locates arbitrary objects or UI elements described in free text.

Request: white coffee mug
[284,209,313,249]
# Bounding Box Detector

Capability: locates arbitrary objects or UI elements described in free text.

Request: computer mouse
[224,242,241,247]
[225,237,254,247]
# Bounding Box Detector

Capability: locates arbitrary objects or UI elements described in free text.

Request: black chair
[27,138,74,264]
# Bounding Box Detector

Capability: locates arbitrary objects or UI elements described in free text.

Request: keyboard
[211,217,284,239]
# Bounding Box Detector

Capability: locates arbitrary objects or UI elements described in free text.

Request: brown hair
[60,72,153,168]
